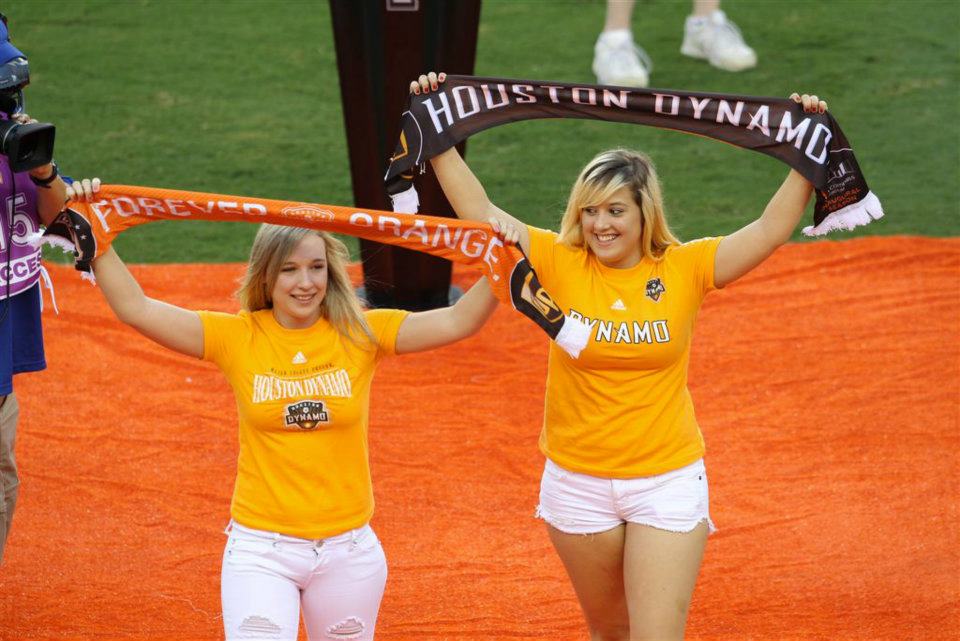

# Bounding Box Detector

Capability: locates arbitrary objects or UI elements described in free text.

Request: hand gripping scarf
[42,185,591,357]
[384,75,884,236]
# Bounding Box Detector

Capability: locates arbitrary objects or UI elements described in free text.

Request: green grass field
[10,0,959,262]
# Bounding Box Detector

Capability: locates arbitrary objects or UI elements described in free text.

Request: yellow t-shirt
[528,226,723,478]
[199,308,408,539]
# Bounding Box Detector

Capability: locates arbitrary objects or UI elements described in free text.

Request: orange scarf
[45,185,590,357]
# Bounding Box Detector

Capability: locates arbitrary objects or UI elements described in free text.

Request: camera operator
[0,13,68,564]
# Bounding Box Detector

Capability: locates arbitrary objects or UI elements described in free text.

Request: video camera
[0,56,55,172]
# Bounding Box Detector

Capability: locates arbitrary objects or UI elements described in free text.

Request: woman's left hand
[66,177,101,202]
[489,216,520,246]
[790,93,828,114]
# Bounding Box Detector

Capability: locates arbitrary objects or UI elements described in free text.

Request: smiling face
[269,233,329,329]
[580,185,643,269]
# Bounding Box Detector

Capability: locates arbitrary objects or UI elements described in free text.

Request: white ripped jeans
[221,521,387,641]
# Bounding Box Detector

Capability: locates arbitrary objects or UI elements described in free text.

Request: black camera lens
[0,119,54,172]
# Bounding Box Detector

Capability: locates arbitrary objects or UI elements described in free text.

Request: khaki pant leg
[0,392,21,563]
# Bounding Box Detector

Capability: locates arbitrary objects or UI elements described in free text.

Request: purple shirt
[0,154,41,300]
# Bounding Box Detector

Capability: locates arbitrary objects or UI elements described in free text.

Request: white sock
[598,28,633,47]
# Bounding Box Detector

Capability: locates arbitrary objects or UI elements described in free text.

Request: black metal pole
[329,0,481,310]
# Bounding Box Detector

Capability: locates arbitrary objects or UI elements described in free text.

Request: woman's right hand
[65,177,101,202]
[410,71,446,95]
[409,71,531,254]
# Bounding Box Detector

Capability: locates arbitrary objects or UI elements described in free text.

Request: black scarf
[385,75,883,236]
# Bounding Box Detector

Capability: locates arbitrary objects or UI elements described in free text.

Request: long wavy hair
[558,149,679,260]
[236,224,373,346]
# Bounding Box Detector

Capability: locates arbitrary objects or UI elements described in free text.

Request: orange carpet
[0,236,957,640]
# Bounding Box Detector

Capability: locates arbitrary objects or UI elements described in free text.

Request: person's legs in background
[0,392,21,563]
[592,1,652,88]
[592,0,757,88]
[681,0,757,72]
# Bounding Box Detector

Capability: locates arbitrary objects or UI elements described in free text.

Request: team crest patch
[645,278,665,302]
[283,401,330,431]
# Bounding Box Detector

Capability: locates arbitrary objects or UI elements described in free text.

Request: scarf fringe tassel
[28,230,76,254]
[390,185,420,214]
[555,314,592,359]
[802,191,884,237]
[25,230,97,284]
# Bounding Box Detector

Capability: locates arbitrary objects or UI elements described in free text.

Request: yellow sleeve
[677,236,724,295]
[198,310,250,368]
[363,308,410,358]
[526,225,561,287]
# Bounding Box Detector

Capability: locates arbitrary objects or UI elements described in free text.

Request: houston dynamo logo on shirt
[283,400,330,431]
[645,278,665,302]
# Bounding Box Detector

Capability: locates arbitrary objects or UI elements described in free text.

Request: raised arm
[92,248,204,358]
[713,93,825,288]
[412,72,531,255]
[394,276,498,355]
[70,179,204,358]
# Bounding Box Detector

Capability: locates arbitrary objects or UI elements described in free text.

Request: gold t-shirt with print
[199,308,407,538]
[528,226,722,478]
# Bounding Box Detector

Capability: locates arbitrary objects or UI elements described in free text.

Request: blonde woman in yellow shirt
[70,178,500,641]
[413,72,827,641]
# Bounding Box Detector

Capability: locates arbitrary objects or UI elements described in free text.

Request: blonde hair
[558,149,679,260]
[237,224,374,347]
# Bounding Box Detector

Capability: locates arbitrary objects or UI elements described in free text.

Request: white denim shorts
[536,458,717,535]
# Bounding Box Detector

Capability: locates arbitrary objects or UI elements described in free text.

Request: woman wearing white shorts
[414,71,827,640]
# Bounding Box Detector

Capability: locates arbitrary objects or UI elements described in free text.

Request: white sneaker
[681,10,757,72]
[592,31,653,87]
